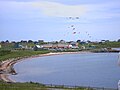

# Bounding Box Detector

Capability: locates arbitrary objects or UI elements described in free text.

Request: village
[0,39,120,52]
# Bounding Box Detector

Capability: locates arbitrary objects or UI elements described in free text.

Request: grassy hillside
[93,42,120,48]
[0,50,50,61]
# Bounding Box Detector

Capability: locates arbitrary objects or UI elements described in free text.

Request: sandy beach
[0,51,91,82]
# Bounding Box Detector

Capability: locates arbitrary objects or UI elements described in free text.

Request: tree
[118,39,120,42]
[11,41,16,43]
[6,40,9,43]
[38,40,44,43]
[28,40,33,43]
[87,40,91,43]
[1,41,5,43]
[21,40,27,43]
[59,40,65,43]
[34,41,38,44]
[77,40,81,43]
[54,41,58,44]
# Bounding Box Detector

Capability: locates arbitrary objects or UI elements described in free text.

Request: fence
[45,84,118,90]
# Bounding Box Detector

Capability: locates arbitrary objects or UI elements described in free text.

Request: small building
[101,40,106,43]
[33,42,80,50]
[57,43,70,49]
[33,45,43,51]
[19,45,28,49]
[52,44,58,49]
[70,42,79,49]
[42,44,53,49]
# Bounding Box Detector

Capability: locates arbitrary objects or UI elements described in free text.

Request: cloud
[0,0,120,20]
[32,1,88,17]
[0,1,88,18]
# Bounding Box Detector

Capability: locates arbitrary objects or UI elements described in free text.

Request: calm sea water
[10,53,120,88]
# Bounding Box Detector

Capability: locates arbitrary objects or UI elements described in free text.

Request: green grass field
[0,50,50,61]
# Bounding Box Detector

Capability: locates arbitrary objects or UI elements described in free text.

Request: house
[70,42,79,49]
[101,40,106,43]
[42,43,70,49]
[33,41,79,51]
[33,45,43,51]
[57,43,70,49]
[42,44,53,49]
[19,45,29,49]
[52,44,58,49]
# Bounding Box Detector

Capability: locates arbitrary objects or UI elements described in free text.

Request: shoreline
[0,51,119,82]
[0,51,91,82]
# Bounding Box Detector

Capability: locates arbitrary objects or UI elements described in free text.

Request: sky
[0,0,120,42]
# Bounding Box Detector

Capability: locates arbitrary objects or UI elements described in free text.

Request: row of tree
[0,39,120,44]
[0,40,44,44]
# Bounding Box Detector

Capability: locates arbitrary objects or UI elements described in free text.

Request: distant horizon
[0,0,120,41]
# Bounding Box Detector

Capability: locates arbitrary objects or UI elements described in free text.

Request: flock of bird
[65,17,92,39]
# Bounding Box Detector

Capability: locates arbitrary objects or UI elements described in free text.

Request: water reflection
[118,52,120,66]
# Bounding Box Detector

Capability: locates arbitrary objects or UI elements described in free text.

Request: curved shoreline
[0,51,91,82]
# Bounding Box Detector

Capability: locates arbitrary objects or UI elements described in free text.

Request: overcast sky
[0,0,120,41]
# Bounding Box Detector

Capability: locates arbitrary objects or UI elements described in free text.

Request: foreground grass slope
[0,82,93,90]
[0,82,47,90]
